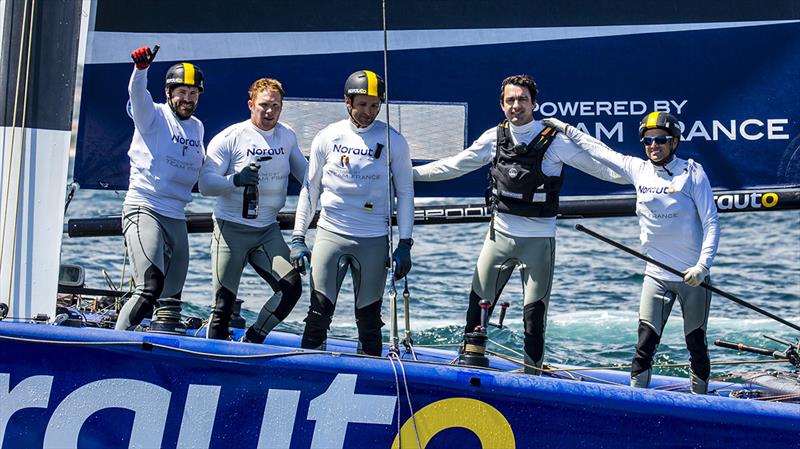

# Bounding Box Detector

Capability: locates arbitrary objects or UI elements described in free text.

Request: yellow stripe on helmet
[183,63,196,87]
[645,112,660,128]
[365,70,378,97]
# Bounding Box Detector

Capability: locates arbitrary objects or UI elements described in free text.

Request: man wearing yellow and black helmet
[544,112,720,394]
[291,70,414,356]
[164,60,204,120]
[638,112,682,170]
[116,46,206,331]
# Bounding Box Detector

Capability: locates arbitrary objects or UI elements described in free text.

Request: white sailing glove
[542,117,571,134]
[683,263,708,287]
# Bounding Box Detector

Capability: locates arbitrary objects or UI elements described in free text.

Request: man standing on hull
[414,75,626,373]
[291,70,414,356]
[543,113,720,393]
[116,46,205,330]
[199,78,307,343]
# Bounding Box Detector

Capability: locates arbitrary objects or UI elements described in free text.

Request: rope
[381,0,393,253]
[0,332,379,360]
[389,352,422,449]
[413,343,462,348]
[4,331,793,402]
[387,353,402,448]
[64,182,77,214]
[1,0,35,303]
[380,0,400,354]
[758,393,800,402]
[523,358,791,373]
[397,354,421,449]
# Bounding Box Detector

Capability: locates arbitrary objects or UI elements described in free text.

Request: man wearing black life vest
[414,75,626,373]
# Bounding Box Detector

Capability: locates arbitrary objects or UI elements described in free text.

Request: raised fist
[130,46,158,70]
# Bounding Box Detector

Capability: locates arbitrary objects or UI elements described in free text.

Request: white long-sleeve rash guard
[124,67,205,220]
[199,120,307,227]
[294,119,414,239]
[413,119,627,237]
[564,127,720,281]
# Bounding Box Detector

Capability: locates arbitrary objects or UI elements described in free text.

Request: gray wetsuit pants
[116,205,189,330]
[301,227,389,356]
[631,274,712,386]
[208,219,301,342]
[466,230,555,373]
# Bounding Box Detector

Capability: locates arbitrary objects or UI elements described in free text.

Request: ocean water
[61,190,800,379]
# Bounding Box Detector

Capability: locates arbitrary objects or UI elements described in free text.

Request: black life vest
[487,120,564,218]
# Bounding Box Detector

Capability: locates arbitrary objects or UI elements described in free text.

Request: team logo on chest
[638,185,671,195]
[247,147,285,157]
[171,134,201,156]
[333,144,375,158]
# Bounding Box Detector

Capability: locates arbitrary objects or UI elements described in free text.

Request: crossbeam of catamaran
[64,187,800,238]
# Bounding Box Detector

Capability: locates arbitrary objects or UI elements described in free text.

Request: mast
[0,0,83,319]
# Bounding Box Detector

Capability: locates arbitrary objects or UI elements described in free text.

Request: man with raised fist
[116,46,206,331]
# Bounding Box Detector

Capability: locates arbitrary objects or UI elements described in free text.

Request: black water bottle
[242,163,259,219]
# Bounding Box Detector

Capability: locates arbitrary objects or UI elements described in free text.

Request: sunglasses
[641,136,674,146]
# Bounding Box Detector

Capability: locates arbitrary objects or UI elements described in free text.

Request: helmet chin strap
[346,99,381,128]
[347,104,363,127]
[649,149,676,175]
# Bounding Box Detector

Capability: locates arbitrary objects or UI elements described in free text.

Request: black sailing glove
[392,239,413,280]
[233,164,260,186]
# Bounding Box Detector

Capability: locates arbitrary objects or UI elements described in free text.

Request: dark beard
[171,100,196,120]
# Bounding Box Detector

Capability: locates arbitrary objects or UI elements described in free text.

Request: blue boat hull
[1,322,797,448]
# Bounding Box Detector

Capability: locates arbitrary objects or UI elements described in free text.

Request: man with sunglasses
[543,112,720,394]
[414,75,625,374]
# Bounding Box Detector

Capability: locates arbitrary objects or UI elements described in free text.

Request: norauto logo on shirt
[247,147,285,156]
[333,144,374,158]
[171,134,202,148]
[638,186,671,195]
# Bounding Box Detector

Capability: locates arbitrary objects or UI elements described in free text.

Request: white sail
[0,128,71,319]
[0,0,84,320]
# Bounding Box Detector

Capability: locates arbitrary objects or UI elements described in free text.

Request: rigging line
[381,0,400,353]
[485,346,688,387]
[387,355,402,448]
[9,0,36,307]
[413,343,462,348]
[540,358,790,373]
[0,331,508,372]
[394,354,422,449]
[760,393,800,402]
[102,270,118,291]
[483,348,553,376]
[381,0,393,252]
[0,0,31,294]
[486,336,527,360]
[63,182,77,214]
[0,333,378,359]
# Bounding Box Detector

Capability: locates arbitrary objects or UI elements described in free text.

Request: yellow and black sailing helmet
[344,70,385,102]
[165,62,204,92]
[638,111,681,145]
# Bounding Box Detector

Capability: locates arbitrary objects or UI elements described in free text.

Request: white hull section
[0,126,70,319]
